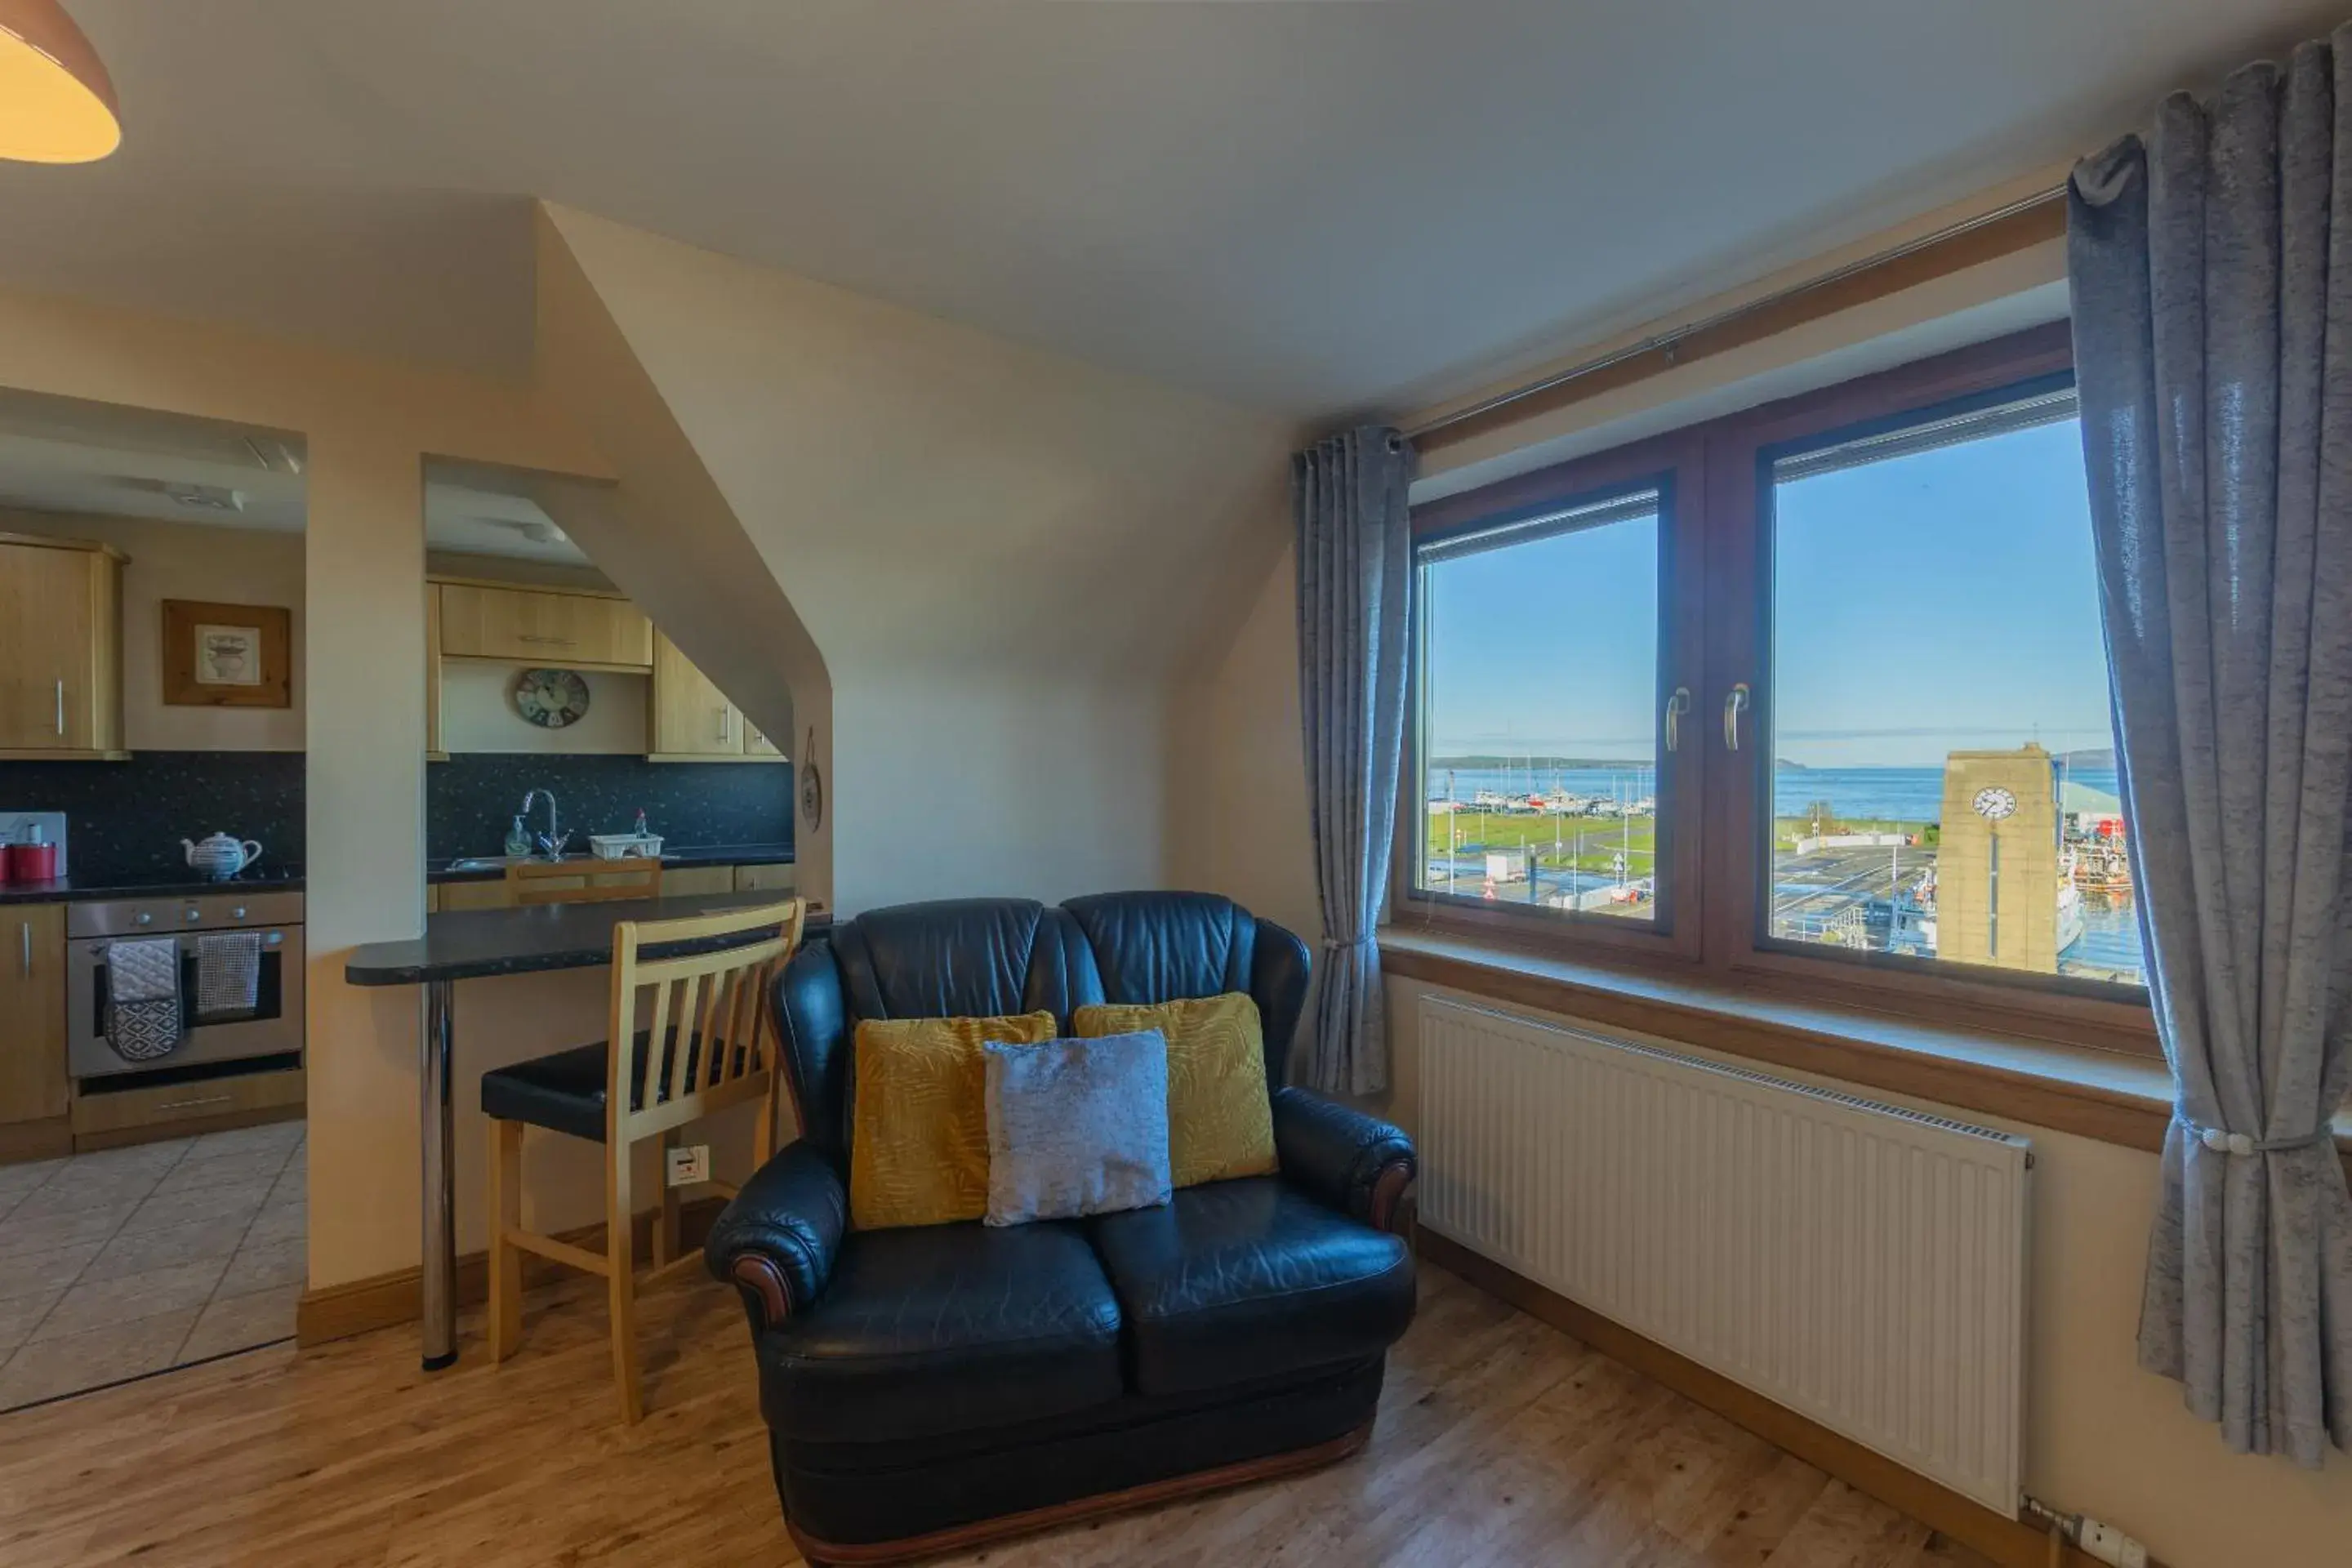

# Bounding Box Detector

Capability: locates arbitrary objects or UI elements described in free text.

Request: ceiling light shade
[0,0,119,163]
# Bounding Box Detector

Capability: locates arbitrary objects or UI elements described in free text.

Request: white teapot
[184,831,262,880]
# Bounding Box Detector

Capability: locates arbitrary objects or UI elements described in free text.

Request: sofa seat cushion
[755,1218,1125,1445]
[1087,1178,1415,1397]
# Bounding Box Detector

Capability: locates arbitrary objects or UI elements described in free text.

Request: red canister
[4,842,58,883]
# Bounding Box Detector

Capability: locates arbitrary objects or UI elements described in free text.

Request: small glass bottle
[503,814,532,858]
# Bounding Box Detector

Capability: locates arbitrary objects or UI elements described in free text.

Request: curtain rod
[1403,182,2070,444]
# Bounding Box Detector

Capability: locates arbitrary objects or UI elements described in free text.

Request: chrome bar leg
[421,978,458,1371]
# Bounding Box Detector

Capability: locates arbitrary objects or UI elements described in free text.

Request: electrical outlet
[2078,1521,2147,1568]
[665,1144,710,1188]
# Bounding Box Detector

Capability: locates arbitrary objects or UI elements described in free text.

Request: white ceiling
[2,1,2338,418]
[0,390,586,560]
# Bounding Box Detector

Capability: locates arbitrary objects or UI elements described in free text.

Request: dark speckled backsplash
[0,751,305,881]
[428,754,792,860]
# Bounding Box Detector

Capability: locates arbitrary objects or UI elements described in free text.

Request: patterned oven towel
[194,930,263,1021]
[106,937,184,1062]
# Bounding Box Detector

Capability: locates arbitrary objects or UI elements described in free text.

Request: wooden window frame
[1395,430,1708,965]
[1392,322,2161,1058]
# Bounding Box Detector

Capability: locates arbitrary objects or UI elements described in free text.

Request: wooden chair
[481,898,805,1422]
[506,855,663,906]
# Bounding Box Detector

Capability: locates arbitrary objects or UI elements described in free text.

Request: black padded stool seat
[481,1032,726,1143]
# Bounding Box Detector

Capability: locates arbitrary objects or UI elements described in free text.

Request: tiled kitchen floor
[0,1121,305,1411]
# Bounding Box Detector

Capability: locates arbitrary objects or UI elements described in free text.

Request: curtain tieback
[1321,935,1377,951]
[2172,1111,2334,1158]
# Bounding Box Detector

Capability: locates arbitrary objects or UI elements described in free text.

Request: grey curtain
[1294,426,1416,1096]
[2069,38,2352,1466]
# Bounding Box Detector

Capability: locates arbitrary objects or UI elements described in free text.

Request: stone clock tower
[1936,745,2060,973]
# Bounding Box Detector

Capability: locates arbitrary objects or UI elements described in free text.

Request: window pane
[1766,386,2144,988]
[1418,489,1662,924]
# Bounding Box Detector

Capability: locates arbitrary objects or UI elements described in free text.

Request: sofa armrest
[1272,1086,1416,1234]
[703,1139,848,1330]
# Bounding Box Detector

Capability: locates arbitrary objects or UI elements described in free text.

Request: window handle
[1664,687,1691,754]
[1722,684,1750,751]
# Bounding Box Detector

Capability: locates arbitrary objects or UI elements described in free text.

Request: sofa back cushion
[773,899,1089,1160]
[1073,994,1278,1188]
[837,899,1089,1022]
[1062,892,1311,1090]
[849,1010,1059,1230]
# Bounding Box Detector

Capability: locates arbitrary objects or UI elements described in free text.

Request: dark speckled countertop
[347,890,824,985]
[425,842,794,884]
[0,867,306,906]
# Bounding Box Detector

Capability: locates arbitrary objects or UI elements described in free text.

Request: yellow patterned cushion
[1074,993,1276,1188]
[849,1011,1058,1230]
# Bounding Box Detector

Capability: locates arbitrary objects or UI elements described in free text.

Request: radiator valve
[2023,1497,2149,1568]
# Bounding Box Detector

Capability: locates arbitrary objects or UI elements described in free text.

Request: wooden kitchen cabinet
[658,865,738,897]
[0,536,126,759]
[437,582,653,670]
[0,903,71,1158]
[648,632,786,763]
[436,878,515,912]
[650,632,741,758]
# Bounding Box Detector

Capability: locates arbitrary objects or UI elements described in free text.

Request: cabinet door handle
[55,678,65,735]
[19,922,29,977]
[519,634,576,647]
[719,706,732,743]
[154,1094,234,1113]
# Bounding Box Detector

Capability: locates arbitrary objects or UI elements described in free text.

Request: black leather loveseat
[704,892,1418,1565]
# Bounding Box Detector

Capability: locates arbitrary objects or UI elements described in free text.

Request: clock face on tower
[1971,786,2018,822]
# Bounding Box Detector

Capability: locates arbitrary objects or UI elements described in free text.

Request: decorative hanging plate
[800,726,824,829]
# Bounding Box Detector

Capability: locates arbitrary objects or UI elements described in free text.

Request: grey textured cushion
[982,1030,1172,1227]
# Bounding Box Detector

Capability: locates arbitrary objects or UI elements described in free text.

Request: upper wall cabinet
[649,632,784,764]
[436,582,653,670]
[0,535,127,760]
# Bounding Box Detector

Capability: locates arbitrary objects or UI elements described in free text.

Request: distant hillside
[1429,755,1652,771]
[2056,747,2117,770]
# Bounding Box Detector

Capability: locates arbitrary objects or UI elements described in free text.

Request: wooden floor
[0,1261,1998,1567]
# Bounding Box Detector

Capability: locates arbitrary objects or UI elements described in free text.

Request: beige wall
[0,278,613,1291]
[537,203,1299,916]
[0,507,305,751]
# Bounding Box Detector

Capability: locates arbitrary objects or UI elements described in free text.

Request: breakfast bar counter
[346,890,822,1370]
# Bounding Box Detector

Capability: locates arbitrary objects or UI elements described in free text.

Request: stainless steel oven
[67,889,305,1079]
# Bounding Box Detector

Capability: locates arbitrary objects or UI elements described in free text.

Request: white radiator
[1418,995,2031,1514]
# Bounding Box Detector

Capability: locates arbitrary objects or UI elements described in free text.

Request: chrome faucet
[519,789,568,859]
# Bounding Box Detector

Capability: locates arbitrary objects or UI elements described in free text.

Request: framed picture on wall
[162,599,292,708]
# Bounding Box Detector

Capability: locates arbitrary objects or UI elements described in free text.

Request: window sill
[1379,927,2352,1169]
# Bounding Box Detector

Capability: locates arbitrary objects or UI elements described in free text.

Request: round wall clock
[514,668,590,729]
[1971,786,2018,822]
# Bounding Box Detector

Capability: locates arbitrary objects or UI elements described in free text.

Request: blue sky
[1422,415,2118,769]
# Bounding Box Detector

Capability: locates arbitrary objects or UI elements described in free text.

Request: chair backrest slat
[608,899,805,1140]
